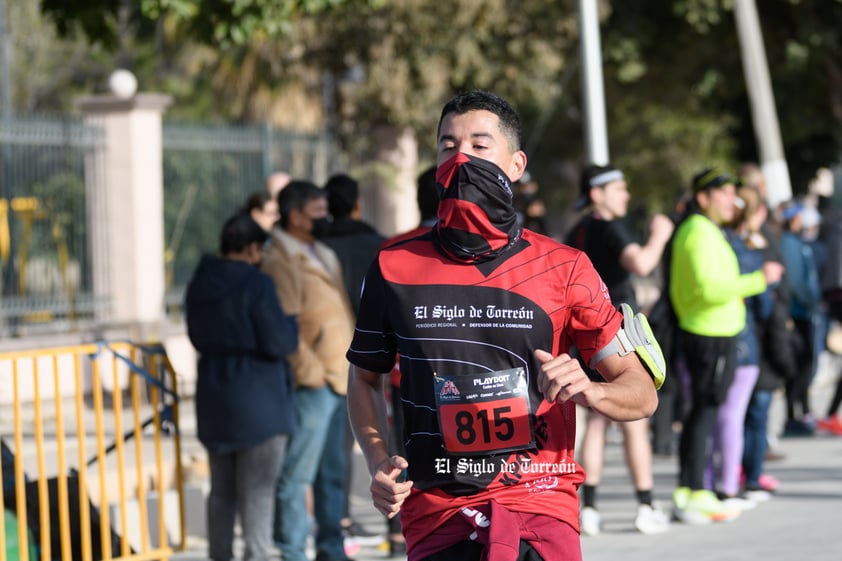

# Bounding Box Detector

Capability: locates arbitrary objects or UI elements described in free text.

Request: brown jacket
[261,229,355,395]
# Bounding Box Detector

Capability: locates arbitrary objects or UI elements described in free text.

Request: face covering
[433,152,521,263]
[311,216,332,239]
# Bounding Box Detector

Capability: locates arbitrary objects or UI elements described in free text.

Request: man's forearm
[347,365,392,475]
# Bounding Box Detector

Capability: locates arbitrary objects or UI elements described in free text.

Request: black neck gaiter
[433,153,521,263]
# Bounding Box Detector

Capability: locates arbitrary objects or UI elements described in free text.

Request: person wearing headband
[566,163,674,536]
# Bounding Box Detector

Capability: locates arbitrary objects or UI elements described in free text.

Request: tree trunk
[359,124,420,238]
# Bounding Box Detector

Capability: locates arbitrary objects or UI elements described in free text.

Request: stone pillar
[76,94,172,329]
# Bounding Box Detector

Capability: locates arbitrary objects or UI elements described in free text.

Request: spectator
[566,163,673,536]
[240,191,280,233]
[320,173,386,547]
[262,181,356,561]
[669,168,782,525]
[816,205,842,435]
[513,170,548,235]
[779,200,823,436]
[184,214,298,561]
[323,173,386,316]
[706,185,773,509]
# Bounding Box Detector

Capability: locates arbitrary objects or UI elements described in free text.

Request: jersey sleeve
[564,252,623,364]
[346,257,398,373]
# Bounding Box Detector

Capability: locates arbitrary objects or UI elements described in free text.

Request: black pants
[422,540,545,561]
[678,331,737,490]
[826,300,842,416]
[785,317,815,420]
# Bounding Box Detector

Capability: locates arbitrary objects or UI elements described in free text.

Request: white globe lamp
[108,69,138,99]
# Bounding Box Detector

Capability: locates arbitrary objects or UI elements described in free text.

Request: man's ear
[508,150,528,182]
[590,186,603,207]
[247,242,263,265]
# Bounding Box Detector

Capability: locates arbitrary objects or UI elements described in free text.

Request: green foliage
[137,0,382,47]
[33,0,842,214]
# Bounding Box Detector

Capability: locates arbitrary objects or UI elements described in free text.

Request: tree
[37,0,842,229]
[597,0,842,210]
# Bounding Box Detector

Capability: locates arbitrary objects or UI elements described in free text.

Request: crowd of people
[182,90,842,561]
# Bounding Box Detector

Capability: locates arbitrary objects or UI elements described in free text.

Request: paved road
[172,355,842,561]
[171,417,842,561]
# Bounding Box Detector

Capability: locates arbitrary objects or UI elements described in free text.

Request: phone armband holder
[589,303,666,390]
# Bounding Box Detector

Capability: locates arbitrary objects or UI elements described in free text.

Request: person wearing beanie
[565,163,674,535]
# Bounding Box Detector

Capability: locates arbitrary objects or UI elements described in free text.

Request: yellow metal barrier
[0,342,185,561]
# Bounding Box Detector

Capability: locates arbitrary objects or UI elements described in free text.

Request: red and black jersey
[347,228,621,546]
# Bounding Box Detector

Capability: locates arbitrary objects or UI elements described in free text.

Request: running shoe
[342,520,384,546]
[757,474,779,491]
[634,503,671,535]
[580,506,601,536]
[743,488,773,503]
[718,496,757,511]
[816,414,842,436]
[673,489,740,525]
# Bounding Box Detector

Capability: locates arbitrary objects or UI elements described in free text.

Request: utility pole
[734,0,792,207]
[577,0,609,165]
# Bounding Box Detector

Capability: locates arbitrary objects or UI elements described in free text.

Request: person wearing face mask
[261,180,356,561]
[347,91,662,561]
[184,214,298,561]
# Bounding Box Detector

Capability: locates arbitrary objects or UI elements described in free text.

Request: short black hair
[277,180,325,229]
[219,214,268,255]
[239,190,272,215]
[416,166,439,221]
[324,173,359,219]
[438,90,522,152]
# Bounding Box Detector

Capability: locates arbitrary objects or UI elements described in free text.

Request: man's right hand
[370,455,414,519]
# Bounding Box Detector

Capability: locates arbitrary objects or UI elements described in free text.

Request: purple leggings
[704,364,760,495]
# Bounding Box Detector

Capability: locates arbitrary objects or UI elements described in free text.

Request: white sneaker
[719,496,757,511]
[580,506,601,536]
[743,489,772,503]
[634,503,671,535]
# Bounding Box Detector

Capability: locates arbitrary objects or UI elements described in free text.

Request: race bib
[434,367,535,455]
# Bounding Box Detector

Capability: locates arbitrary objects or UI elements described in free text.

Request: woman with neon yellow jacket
[669,169,783,526]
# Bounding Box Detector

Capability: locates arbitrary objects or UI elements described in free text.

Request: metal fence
[0,116,342,335]
[0,341,185,561]
[0,117,104,337]
[160,122,342,311]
